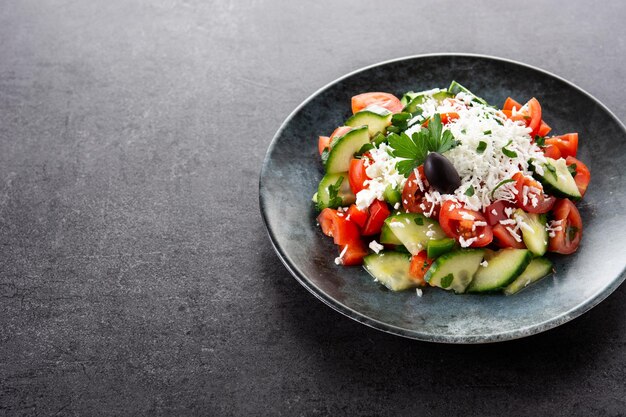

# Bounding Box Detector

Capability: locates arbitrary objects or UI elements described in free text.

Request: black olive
[424,152,461,194]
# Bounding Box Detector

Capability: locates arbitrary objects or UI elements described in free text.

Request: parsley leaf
[535,135,546,146]
[464,185,475,196]
[326,176,344,208]
[389,113,459,177]
[476,141,487,154]
[440,273,454,288]
[501,140,518,158]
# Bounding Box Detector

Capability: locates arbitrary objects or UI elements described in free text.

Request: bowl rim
[258,52,626,344]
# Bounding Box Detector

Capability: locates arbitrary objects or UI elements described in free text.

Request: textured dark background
[1,1,625,416]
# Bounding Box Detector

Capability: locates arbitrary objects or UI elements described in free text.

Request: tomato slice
[512,172,556,214]
[438,201,493,247]
[542,143,562,159]
[338,239,368,266]
[545,133,578,159]
[548,199,582,254]
[421,112,460,127]
[484,200,517,226]
[526,98,542,137]
[402,165,439,217]
[351,92,403,115]
[361,199,390,236]
[330,126,352,141]
[318,136,330,155]
[346,204,368,229]
[316,208,361,246]
[503,97,523,112]
[409,251,433,286]
[348,158,369,194]
[565,156,590,197]
[492,224,526,249]
[537,120,552,137]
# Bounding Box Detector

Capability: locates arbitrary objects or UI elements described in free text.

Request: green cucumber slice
[383,184,402,205]
[379,223,402,245]
[316,172,355,210]
[447,80,490,106]
[466,249,533,293]
[533,157,581,200]
[427,237,456,259]
[345,108,392,137]
[424,249,485,294]
[504,257,553,295]
[363,252,416,291]
[383,213,447,255]
[325,126,370,174]
[514,209,548,256]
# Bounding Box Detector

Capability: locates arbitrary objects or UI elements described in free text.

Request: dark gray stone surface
[0,1,624,416]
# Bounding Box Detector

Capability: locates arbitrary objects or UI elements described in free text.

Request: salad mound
[313,82,590,295]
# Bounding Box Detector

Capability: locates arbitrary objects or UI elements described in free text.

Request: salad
[312,81,590,295]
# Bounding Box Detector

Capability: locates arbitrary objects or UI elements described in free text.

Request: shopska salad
[312,81,590,295]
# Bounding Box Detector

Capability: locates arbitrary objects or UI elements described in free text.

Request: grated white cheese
[416,288,423,297]
[369,240,384,254]
[334,245,349,265]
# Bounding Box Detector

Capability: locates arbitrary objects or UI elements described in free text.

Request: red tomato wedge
[503,97,523,111]
[512,172,556,214]
[526,98,542,137]
[361,199,390,236]
[492,224,526,249]
[439,201,493,247]
[317,208,360,246]
[484,200,517,226]
[402,165,439,217]
[330,126,352,141]
[548,199,582,254]
[338,240,368,266]
[565,156,591,197]
[348,158,369,194]
[421,112,459,127]
[346,204,368,229]
[545,133,578,159]
[537,120,552,137]
[318,136,330,155]
[542,143,562,159]
[409,251,433,286]
[351,92,403,114]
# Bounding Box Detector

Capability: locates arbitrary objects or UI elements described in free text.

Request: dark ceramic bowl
[259,54,626,343]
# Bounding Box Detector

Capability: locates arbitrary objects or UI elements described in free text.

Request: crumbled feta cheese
[369,240,384,254]
[334,245,349,265]
[416,288,423,297]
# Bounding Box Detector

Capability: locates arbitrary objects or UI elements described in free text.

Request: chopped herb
[440,273,454,288]
[389,113,459,177]
[392,112,412,123]
[535,135,546,146]
[414,217,424,226]
[476,141,487,153]
[461,128,467,134]
[422,261,430,270]
[327,176,344,208]
[386,125,401,134]
[523,115,531,120]
[490,179,516,199]
[464,185,475,197]
[356,143,374,156]
[567,163,578,178]
[495,118,503,126]
[372,132,386,147]
[483,130,492,135]
[502,140,518,158]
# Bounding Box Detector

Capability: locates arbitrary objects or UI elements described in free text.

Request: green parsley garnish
[483,130,492,135]
[389,113,458,177]
[356,143,374,156]
[464,185,475,197]
[535,135,546,146]
[501,140,518,158]
[414,216,424,226]
[319,176,344,210]
[476,141,487,154]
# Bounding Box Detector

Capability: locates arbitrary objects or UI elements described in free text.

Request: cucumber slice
[427,237,456,259]
[383,213,447,255]
[432,90,454,102]
[363,252,416,291]
[425,249,485,294]
[514,209,548,256]
[533,157,581,200]
[379,223,402,245]
[504,257,553,295]
[403,90,453,114]
[345,108,392,137]
[316,172,355,210]
[447,80,490,106]
[466,249,533,293]
[325,126,370,174]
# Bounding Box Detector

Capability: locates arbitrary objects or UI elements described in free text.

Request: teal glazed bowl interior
[259,54,626,343]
